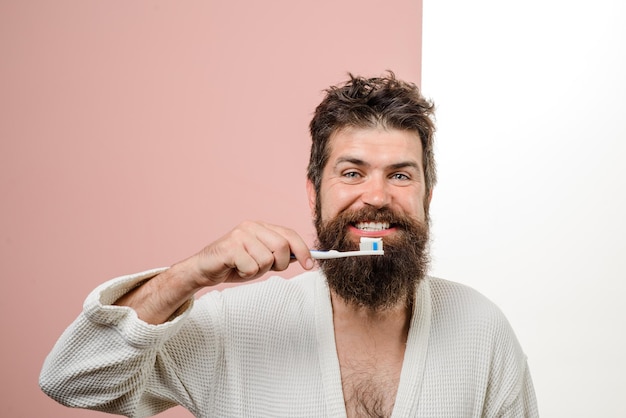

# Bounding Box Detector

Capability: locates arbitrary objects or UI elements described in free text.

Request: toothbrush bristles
[359,237,383,252]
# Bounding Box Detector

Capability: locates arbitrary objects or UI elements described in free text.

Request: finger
[230,251,264,280]
[254,227,294,271]
[196,221,313,286]
[261,223,314,271]
[238,238,278,276]
[196,222,273,284]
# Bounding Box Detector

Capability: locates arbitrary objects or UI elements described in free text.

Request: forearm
[114,260,204,325]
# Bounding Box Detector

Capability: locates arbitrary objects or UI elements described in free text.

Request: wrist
[156,262,206,302]
[113,266,199,325]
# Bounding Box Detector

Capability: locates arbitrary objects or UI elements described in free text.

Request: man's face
[308,126,429,237]
[307,126,432,309]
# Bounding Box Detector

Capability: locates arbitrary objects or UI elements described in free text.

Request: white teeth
[356,222,389,231]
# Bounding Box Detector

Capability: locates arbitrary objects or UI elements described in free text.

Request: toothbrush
[307,237,384,259]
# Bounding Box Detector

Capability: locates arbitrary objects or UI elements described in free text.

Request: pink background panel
[0,1,422,417]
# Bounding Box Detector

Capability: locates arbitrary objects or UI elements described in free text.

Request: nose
[361,175,391,208]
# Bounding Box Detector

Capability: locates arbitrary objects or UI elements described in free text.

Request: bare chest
[336,345,405,418]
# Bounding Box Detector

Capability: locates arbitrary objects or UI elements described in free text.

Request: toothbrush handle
[309,250,384,259]
[291,250,384,260]
[309,250,341,259]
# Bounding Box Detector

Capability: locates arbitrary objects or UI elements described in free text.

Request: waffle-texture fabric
[40,269,538,417]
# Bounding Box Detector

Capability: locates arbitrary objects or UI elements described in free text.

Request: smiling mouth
[354,222,391,231]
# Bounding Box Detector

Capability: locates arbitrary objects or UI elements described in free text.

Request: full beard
[315,206,430,311]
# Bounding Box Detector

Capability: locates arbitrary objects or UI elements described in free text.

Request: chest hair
[340,358,401,418]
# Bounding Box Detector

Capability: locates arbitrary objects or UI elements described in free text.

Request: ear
[306,179,317,214]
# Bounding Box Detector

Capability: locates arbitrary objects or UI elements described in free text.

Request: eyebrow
[334,157,421,171]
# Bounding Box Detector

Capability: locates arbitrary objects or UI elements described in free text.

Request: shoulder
[190,271,324,345]
[194,270,324,317]
[425,276,508,324]
[426,276,492,303]
[223,270,322,300]
[423,276,524,356]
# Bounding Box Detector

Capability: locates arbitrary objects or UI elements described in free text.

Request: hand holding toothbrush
[114,221,314,324]
[189,220,315,287]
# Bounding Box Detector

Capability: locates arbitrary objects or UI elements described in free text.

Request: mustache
[318,206,419,231]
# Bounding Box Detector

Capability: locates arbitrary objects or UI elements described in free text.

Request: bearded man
[40,73,538,418]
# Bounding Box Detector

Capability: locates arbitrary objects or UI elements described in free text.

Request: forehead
[326,126,423,165]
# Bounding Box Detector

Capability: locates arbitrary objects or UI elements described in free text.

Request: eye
[340,170,365,184]
[390,173,410,181]
[343,171,362,179]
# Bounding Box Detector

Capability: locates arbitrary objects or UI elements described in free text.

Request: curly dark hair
[307,71,437,215]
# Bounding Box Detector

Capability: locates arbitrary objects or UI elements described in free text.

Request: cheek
[398,190,427,219]
[319,185,358,220]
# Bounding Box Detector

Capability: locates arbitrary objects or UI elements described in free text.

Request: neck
[330,290,413,341]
